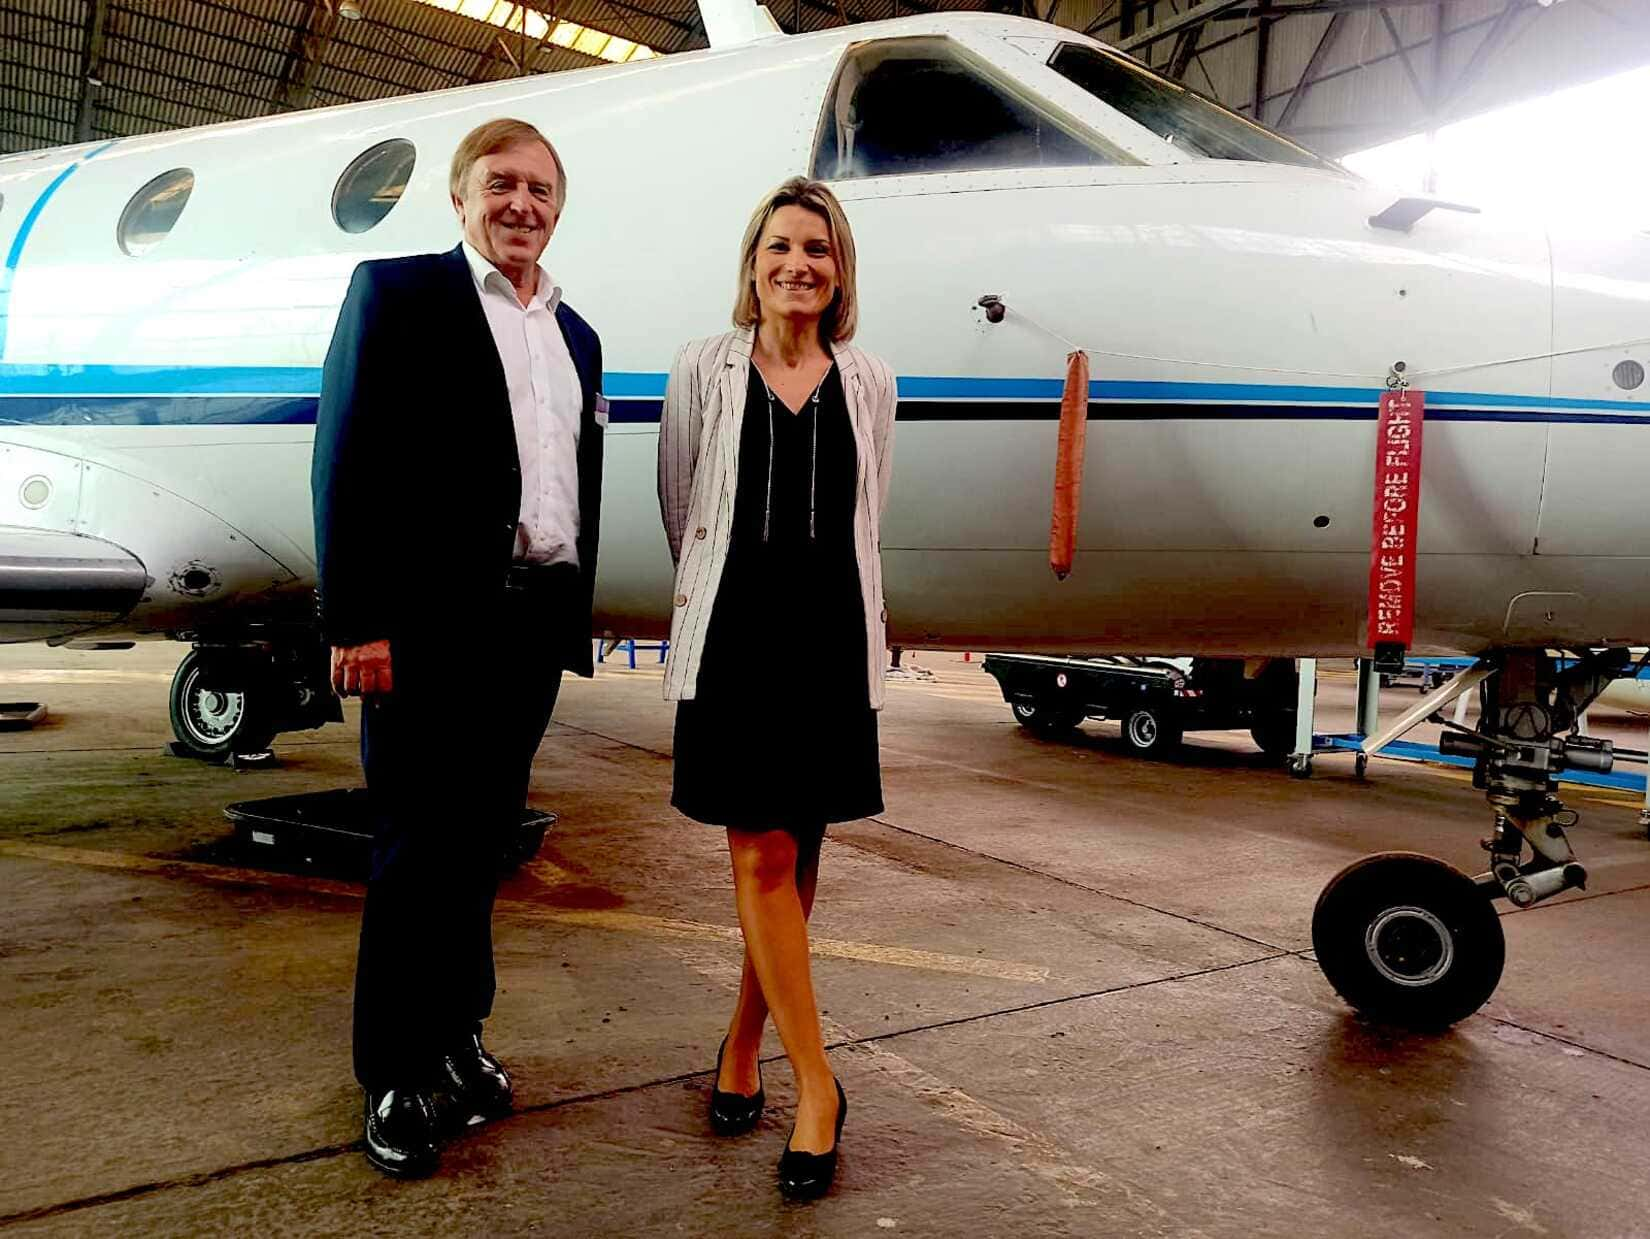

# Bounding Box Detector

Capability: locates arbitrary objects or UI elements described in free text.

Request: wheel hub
[1130,714,1156,745]
[1364,905,1453,987]
[183,668,245,743]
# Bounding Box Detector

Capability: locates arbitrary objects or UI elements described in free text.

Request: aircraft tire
[1122,706,1181,756]
[1312,851,1505,1030]
[1012,700,1080,735]
[169,649,278,760]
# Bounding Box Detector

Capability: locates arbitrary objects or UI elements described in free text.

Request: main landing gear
[1312,647,1632,1029]
[168,636,341,761]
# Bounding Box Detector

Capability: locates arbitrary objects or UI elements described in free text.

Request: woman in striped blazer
[656,176,896,1200]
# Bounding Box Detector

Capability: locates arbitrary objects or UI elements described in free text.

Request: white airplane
[3,0,1647,1028]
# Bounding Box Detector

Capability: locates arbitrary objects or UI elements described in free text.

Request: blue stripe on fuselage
[0,142,117,361]
[4,365,1650,425]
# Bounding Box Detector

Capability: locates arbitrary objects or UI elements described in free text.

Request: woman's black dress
[671,360,883,838]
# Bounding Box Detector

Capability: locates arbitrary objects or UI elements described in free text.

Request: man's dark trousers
[351,569,573,1092]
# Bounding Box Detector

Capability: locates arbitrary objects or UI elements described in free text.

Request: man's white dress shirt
[461,240,584,568]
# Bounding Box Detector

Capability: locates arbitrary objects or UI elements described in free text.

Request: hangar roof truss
[2,0,1647,157]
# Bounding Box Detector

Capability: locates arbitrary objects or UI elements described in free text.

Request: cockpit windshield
[813,36,1131,182]
[1046,43,1341,172]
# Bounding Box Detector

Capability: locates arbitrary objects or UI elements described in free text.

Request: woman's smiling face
[752,204,837,328]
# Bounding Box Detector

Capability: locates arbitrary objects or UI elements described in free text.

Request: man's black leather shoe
[436,1033,513,1130]
[363,1088,440,1179]
[777,1078,847,1201]
[709,1037,765,1136]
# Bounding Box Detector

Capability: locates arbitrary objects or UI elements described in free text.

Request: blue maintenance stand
[595,638,668,669]
[1317,734,1649,794]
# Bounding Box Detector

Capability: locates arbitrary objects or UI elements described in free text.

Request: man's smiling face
[454,140,561,288]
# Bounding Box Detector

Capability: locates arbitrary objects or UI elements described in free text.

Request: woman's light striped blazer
[657,327,897,708]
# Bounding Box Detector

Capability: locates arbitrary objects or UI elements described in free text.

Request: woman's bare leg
[720,832,823,1094]
[725,828,839,1151]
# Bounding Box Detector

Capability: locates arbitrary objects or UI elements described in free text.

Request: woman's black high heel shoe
[709,1038,765,1136]
[777,1078,847,1200]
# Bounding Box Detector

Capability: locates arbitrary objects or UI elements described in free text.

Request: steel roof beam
[275,0,341,113]
[74,0,112,142]
[1168,23,1204,78]
[1275,10,1347,130]
[574,0,702,43]
[1251,2,1273,119]
[1093,1,1252,49]
[1437,0,1523,115]
[1379,7,1430,108]
[1243,0,1529,141]
[1200,0,1485,15]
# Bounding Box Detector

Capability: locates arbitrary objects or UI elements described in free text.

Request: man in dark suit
[311,117,603,1179]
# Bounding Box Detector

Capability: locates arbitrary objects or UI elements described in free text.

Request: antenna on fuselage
[697,0,785,48]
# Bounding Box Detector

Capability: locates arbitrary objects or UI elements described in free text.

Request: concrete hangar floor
[2,644,1648,1237]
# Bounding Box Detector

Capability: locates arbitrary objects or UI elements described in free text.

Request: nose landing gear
[1312,647,1631,1028]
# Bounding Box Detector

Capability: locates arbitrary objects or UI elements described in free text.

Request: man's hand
[332,640,394,698]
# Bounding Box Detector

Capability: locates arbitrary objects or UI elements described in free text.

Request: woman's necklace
[755,363,830,544]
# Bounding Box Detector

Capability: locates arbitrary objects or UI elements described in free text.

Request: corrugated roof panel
[5,0,82,32]
[0,84,72,126]
[1,119,72,153]
[7,0,1642,161]
[102,57,236,109]
[0,63,76,106]
[312,41,453,98]
[1,42,81,88]
[329,14,480,91]
[559,0,693,54]
[120,9,284,79]
[531,44,606,76]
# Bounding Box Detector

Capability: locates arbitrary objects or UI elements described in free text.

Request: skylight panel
[413,0,656,64]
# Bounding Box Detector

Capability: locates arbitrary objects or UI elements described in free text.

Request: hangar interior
[3,0,1644,158]
[4,0,1650,1234]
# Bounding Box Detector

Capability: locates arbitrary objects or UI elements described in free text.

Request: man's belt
[504,561,578,593]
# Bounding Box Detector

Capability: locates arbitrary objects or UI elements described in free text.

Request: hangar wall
[1069,0,1650,157]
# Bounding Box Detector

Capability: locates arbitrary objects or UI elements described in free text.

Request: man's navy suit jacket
[311,244,603,677]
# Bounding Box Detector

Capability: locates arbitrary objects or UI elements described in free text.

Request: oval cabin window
[332,140,417,235]
[118,169,195,256]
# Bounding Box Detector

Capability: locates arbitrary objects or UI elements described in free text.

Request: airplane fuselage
[3,13,1648,656]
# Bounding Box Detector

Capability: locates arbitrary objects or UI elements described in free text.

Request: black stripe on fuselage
[6,395,1650,428]
[0,395,320,427]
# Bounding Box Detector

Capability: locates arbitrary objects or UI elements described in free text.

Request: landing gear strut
[1313,647,1631,1029]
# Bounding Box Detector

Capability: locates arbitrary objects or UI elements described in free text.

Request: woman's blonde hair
[732,177,858,343]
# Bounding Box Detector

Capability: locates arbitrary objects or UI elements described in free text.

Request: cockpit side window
[813,36,1128,181]
[1046,43,1339,172]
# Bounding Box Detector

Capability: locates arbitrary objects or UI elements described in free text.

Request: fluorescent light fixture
[414,0,658,62]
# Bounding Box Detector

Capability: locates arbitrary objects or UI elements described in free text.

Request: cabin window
[813,36,1126,182]
[1046,44,1338,171]
[117,169,194,256]
[332,139,416,235]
